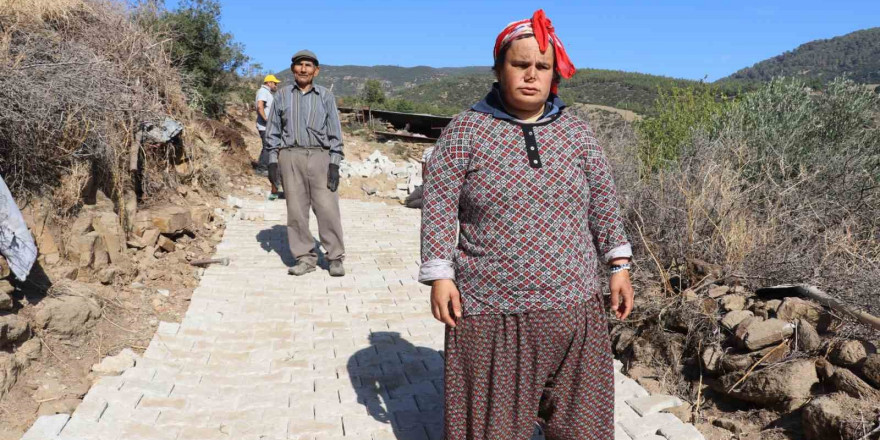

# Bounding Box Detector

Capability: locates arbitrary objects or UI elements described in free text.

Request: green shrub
[362,79,386,105]
[723,77,880,185]
[635,86,728,171]
[144,0,249,117]
[620,76,880,316]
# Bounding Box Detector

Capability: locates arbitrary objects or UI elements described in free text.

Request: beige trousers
[278,148,345,266]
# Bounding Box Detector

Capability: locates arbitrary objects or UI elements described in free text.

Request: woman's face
[496,37,555,116]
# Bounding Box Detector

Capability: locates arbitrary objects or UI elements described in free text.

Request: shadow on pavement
[347,331,445,440]
[255,225,328,269]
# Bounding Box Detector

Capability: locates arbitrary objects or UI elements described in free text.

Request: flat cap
[291,49,319,66]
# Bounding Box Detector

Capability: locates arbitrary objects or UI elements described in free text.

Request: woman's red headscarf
[493,9,575,94]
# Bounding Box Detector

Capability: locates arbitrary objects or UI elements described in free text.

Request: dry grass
[0,0,223,222]
[598,80,880,326]
[589,86,880,428]
[0,0,85,23]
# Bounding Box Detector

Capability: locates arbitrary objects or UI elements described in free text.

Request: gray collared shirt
[265,83,344,165]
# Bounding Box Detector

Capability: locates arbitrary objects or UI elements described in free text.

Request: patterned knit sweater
[419,98,631,316]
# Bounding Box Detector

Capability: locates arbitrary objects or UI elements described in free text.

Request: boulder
[718,344,791,374]
[0,339,40,398]
[86,189,114,212]
[157,236,176,253]
[719,294,746,312]
[750,300,776,319]
[32,223,60,265]
[611,327,636,356]
[720,352,754,373]
[75,232,109,270]
[131,211,154,237]
[0,291,12,311]
[862,354,880,388]
[16,335,41,362]
[830,340,876,368]
[75,232,99,268]
[34,282,102,336]
[796,319,822,352]
[98,267,118,285]
[816,358,836,381]
[140,228,160,248]
[70,213,94,238]
[190,206,213,227]
[776,297,831,330]
[721,310,754,331]
[91,348,138,376]
[765,299,782,314]
[54,266,78,281]
[719,359,817,409]
[150,206,192,235]
[91,212,123,264]
[707,285,729,298]
[802,392,880,440]
[92,237,110,269]
[753,343,791,365]
[0,353,23,398]
[122,190,137,229]
[0,313,30,348]
[737,318,794,351]
[827,366,880,400]
[734,316,763,342]
[701,345,724,374]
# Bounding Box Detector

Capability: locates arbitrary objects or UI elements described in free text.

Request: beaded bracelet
[610,262,632,274]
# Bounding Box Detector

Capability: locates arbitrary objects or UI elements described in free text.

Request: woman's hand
[609,262,634,320]
[430,279,462,327]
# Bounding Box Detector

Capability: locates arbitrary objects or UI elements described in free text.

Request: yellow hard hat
[263,74,281,83]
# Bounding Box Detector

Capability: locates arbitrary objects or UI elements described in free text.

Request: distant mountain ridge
[720,27,880,84]
[275,65,488,96]
[394,69,704,116]
[275,27,879,116]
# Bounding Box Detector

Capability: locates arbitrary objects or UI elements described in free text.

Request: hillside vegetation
[721,27,880,85]
[390,69,716,116]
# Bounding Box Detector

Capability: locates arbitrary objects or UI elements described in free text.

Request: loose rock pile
[339,150,422,200]
[0,185,221,407]
[613,280,880,439]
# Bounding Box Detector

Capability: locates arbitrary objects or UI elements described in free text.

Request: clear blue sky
[168,0,878,81]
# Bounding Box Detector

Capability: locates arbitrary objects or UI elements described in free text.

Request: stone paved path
[23,198,704,440]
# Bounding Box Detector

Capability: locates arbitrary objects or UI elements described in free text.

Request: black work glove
[327,163,340,192]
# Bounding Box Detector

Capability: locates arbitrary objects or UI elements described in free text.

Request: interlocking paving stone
[22,197,705,439]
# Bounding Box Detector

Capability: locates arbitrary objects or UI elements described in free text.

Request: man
[256,74,282,198]
[266,50,346,277]
[404,146,433,209]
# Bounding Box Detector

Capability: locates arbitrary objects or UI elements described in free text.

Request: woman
[419,10,634,440]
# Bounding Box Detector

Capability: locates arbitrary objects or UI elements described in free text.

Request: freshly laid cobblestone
[23,198,704,440]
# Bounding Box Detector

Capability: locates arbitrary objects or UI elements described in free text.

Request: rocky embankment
[613,277,880,439]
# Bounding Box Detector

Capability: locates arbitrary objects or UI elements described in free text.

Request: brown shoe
[329,260,345,277]
[288,261,315,276]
